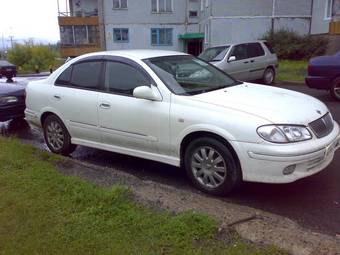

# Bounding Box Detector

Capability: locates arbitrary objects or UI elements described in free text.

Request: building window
[113,0,127,9]
[113,28,129,42]
[189,11,198,17]
[204,24,209,44]
[152,0,172,13]
[151,28,173,46]
[325,0,333,19]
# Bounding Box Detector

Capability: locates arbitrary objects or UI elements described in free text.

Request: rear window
[264,42,275,54]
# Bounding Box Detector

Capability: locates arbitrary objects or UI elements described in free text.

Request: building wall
[311,0,330,34]
[200,0,312,48]
[103,0,191,51]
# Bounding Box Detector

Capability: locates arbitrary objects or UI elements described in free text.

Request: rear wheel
[262,67,275,85]
[184,137,242,196]
[43,115,76,155]
[330,77,340,101]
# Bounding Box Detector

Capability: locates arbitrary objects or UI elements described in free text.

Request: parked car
[0,60,17,81]
[25,50,340,195]
[305,52,340,101]
[0,83,26,122]
[198,41,278,85]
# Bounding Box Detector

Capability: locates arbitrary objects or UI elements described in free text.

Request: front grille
[309,113,334,138]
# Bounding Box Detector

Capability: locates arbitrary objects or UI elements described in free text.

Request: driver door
[98,59,170,154]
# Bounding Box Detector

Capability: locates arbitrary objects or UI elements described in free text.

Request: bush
[7,41,59,73]
[262,29,328,60]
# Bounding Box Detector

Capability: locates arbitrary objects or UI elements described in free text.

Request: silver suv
[198,41,278,84]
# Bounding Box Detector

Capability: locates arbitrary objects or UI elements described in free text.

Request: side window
[230,44,248,61]
[247,43,265,58]
[264,41,275,54]
[105,61,151,95]
[55,66,72,85]
[70,61,102,89]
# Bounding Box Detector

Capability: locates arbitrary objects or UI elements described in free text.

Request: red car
[305,52,340,101]
[0,60,17,81]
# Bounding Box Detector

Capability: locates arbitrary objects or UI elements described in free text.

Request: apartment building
[57,0,340,58]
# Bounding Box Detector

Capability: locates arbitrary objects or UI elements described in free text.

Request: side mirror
[228,56,236,62]
[133,86,162,101]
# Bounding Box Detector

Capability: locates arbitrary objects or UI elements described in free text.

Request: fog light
[283,165,296,175]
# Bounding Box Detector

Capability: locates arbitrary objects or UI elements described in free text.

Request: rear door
[52,58,103,142]
[246,42,267,80]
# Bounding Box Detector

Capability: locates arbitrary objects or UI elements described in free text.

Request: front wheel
[43,115,77,155]
[262,67,275,85]
[184,137,242,196]
[330,77,340,101]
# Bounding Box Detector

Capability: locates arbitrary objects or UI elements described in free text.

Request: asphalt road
[1,77,339,237]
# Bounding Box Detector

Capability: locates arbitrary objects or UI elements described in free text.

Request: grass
[0,137,285,255]
[276,60,308,83]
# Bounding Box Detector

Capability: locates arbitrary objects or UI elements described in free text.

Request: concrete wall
[274,0,312,16]
[105,24,186,51]
[311,0,330,34]
[211,0,273,16]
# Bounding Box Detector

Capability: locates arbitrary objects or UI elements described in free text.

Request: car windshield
[144,55,240,95]
[198,46,230,62]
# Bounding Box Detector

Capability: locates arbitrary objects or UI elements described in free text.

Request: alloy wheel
[46,120,64,151]
[191,146,227,188]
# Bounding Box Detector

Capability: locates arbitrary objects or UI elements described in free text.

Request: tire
[184,137,242,196]
[262,67,275,85]
[330,77,340,101]
[43,115,76,155]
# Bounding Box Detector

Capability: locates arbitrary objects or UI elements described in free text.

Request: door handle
[250,60,255,63]
[53,95,61,100]
[100,103,111,109]
[243,61,249,64]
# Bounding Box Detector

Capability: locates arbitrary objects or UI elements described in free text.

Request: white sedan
[25,50,340,195]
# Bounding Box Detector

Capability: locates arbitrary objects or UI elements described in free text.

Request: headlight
[0,96,18,105]
[257,125,312,143]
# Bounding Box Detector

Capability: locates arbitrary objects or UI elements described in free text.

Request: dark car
[305,52,340,101]
[0,60,17,81]
[0,84,26,122]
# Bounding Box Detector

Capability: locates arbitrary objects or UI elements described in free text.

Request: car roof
[76,49,189,61]
[207,40,267,49]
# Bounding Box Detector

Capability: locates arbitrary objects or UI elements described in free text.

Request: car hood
[0,83,25,96]
[190,83,328,124]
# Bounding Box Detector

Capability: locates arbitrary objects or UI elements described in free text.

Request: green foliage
[0,137,286,255]
[7,41,59,73]
[277,60,308,82]
[262,29,328,60]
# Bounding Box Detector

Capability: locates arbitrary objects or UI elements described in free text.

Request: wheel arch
[179,131,242,176]
[40,110,72,135]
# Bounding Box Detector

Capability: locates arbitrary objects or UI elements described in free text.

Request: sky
[0,0,64,46]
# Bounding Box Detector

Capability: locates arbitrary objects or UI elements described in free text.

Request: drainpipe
[271,0,276,37]
[309,0,314,35]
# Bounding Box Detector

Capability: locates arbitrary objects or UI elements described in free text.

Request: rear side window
[70,61,102,89]
[264,42,275,54]
[230,44,248,61]
[247,43,265,58]
[55,66,72,85]
[105,61,150,95]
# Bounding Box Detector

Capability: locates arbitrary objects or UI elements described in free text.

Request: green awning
[178,33,204,40]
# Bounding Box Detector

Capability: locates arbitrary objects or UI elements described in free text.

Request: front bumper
[234,122,340,183]
[0,104,25,122]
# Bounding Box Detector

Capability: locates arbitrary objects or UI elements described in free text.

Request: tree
[7,41,59,73]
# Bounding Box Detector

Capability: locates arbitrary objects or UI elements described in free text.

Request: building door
[186,39,203,56]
